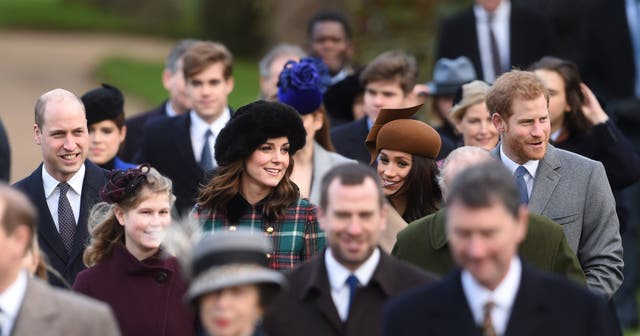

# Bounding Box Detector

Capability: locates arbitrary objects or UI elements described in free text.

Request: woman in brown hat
[449,80,499,151]
[365,104,442,224]
[193,100,325,271]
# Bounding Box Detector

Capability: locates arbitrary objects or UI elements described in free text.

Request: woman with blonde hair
[73,164,195,336]
[449,80,498,151]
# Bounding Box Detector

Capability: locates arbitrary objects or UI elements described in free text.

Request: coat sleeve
[303,203,325,260]
[578,161,624,297]
[552,230,587,286]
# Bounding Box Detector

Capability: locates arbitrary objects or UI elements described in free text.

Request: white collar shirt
[325,247,380,321]
[461,256,522,336]
[474,0,511,82]
[0,271,28,336]
[499,144,539,198]
[189,109,230,168]
[42,163,85,232]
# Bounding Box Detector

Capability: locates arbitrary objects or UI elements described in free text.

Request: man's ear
[34,124,42,145]
[161,68,173,91]
[492,113,506,133]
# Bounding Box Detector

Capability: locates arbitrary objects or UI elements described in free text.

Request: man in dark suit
[13,88,108,288]
[138,41,234,214]
[383,161,619,336]
[0,185,120,336]
[392,146,585,284]
[331,51,417,163]
[436,0,555,83]
[120,39,199,163]
[263,163,435,336]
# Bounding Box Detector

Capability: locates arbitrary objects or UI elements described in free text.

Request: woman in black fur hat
[193,101,325,270]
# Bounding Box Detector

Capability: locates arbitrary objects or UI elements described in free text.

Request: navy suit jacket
[120,102,168,163]
[383,262,619,336]
[138,111,231,215]
[436,4,555,80]
[13,161,108,288]
[330,117,371,164]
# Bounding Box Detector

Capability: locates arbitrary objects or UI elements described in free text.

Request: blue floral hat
[277,57,331,115]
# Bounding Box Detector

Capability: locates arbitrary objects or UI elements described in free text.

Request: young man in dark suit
[384,161,619,336]
[13,88,108,288]
[120,38,199,162]
[138,41,234,215]
[264,163,435,336]
[331,51,417,163]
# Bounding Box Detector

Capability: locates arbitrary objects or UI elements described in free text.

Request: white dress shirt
[499,144,539,199]
[42,163,85,232]
[0,271,28,336]
[325,247,380,321]
[474,0,511,82]
[190,109,230,168]
[165,100,178,117]
[461,257,522,336]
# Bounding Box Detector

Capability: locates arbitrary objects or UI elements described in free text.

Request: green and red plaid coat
[193,196,325,270]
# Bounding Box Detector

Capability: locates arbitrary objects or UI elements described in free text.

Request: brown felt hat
[365,104,441,164]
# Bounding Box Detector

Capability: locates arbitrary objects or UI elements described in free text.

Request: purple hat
[277,57,331,115]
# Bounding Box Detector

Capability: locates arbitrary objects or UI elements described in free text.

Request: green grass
[95,56,261,109]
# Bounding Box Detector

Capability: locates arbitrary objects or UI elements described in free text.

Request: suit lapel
[174,114,203,178]
[504,264,547,336]
[12,278,57,335]
[30,165,69,263]
[528,145,560,214]
[297,257,344,333]
[430,271,479,335]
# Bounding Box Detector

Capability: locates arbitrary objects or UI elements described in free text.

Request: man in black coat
[120,39,199,162]
[13,89,108,288]
[436,0,555,83]
[138,41,234,215]
[383,161,619,336]
[264,163,435,336]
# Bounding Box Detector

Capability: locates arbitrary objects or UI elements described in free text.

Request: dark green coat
[392,208,586,284]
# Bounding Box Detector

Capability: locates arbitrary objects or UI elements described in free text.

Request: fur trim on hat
[81,83,124,125]
[215,100,306,166]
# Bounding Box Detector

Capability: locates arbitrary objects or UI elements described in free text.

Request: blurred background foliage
[0,0,472,107]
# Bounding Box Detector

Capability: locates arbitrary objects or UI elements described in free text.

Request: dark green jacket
[392,208,586,285]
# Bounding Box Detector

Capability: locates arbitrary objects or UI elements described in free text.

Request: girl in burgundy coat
[73,164,195,335]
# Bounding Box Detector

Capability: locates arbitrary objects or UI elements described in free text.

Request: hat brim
[186,264,286,303]
[428,82,463,96]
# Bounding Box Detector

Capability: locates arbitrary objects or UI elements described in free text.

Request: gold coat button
[266,253,272,259]
[229,226,237,231]
[266,226,274,233]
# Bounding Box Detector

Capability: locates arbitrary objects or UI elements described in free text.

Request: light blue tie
[514,166,529,205]
[200,129,214,171]
[346,274,360,319]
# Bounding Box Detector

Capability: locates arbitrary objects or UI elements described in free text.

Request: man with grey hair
[392,146,585,283]
[121,38,200,162]
[0,184,120,335]
[14,89,108,288]
[259,43,306,100]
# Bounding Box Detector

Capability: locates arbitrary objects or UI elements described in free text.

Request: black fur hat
[81,83,124,125]
[215,101,307,166]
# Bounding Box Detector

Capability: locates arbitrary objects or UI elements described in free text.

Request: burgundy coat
[73,244,195,336]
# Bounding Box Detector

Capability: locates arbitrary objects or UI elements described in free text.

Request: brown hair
[182,41,233,80]
[486,70,549,120]
[0,184,37,246]
[360,50,417,94]
[312,106,335,151]
[529,56,592,136]
[83,168,175,267]
[391,155,441,222]
[197,157,300,220]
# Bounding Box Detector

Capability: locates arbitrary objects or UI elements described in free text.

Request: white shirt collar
[325,247,380,291]
[330,69,350,85]
[461,256,522,335]
[42,162,86,197]
[499,144,539,178]
[165,100,178,117]
[474,0,511,23]
[0,271,28,336]
[189,108,230,136]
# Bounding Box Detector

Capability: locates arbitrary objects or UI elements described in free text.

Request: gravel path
[0,29,174,183]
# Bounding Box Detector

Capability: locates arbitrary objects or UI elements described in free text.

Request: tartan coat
[193,195,325,270]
